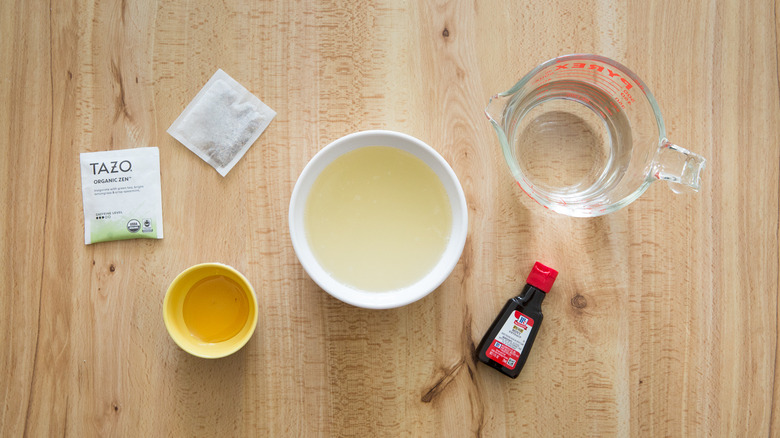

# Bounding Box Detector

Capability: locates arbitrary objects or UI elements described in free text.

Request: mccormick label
[484,310,534,370]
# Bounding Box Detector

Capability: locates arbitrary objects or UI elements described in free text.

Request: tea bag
[167,69,276,176]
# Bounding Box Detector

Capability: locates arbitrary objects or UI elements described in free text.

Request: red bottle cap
[526,262,558,293]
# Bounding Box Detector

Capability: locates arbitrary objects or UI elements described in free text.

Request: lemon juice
[305,146,452,291]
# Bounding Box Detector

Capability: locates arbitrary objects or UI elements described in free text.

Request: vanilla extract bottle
[476,262,558,378]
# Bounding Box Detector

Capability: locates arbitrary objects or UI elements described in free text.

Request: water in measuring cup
[507,80,632,202]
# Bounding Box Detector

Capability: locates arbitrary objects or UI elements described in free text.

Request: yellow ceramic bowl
[163,263,258,358]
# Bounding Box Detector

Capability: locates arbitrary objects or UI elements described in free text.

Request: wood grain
[1,0,778,436]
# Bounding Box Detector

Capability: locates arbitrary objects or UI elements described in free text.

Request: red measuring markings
[553,63,634,90]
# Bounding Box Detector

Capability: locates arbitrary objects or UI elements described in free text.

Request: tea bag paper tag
[167,69,276,176]
[80,147,164,244]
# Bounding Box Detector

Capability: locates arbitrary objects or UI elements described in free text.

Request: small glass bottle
[476,262,558,378]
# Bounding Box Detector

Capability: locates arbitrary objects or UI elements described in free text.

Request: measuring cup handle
[652,140,707,194]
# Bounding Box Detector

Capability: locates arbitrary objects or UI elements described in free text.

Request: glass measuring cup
[486,54,706,217]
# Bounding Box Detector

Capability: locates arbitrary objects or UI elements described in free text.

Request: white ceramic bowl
[289,130,468,309]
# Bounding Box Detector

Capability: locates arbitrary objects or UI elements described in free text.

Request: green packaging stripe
[89,217,161,243]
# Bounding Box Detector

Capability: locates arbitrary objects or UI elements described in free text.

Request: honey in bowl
[182,275,250,343]
[304,146,452,291]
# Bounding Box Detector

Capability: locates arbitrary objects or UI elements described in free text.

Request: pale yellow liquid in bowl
[305,146,452,291]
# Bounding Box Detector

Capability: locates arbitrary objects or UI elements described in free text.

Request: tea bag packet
[167,69,276,176]
[80,147,164,244]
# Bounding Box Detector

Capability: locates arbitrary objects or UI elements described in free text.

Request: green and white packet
[80,147,164,244]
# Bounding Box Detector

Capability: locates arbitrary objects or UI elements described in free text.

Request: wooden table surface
[2,1,779,436]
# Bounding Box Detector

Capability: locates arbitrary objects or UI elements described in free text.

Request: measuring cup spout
[652,140,706,194]
[485,93,511,146]
[485,93,508,124]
